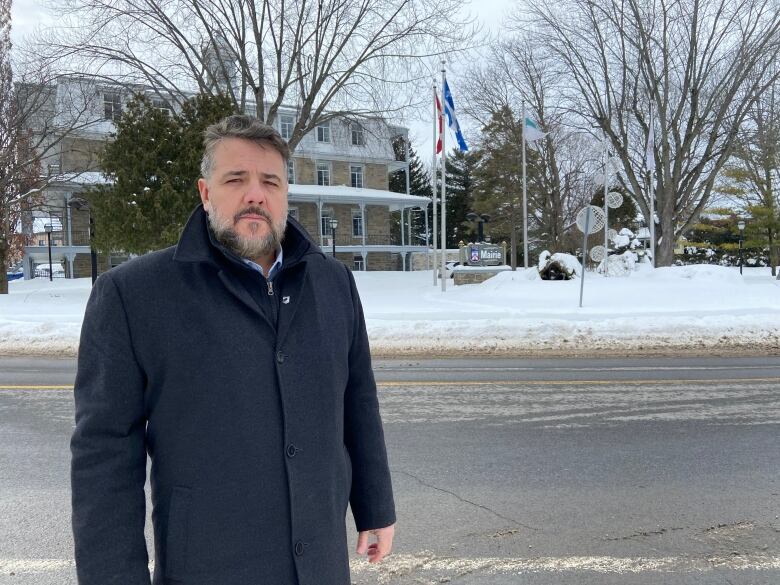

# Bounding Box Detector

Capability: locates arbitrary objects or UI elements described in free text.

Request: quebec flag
[443,80,469,152]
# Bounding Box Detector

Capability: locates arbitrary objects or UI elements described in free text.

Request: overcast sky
[11,0,515,159]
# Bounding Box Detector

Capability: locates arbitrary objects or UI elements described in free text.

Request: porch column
[360,202,366,247]
[317,198,323,247]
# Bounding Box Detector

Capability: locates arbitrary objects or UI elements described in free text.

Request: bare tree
[525,0,780,265]
[38,0,476,152]
[464,36,593,255]
[0,3,103,293]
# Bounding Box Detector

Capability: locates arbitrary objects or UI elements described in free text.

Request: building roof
[288,184,429,209]
[49,172,430,208]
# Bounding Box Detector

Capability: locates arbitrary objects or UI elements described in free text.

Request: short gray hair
[201,114,290,178]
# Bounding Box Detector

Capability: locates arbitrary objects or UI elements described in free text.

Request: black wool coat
[70,205,396,585]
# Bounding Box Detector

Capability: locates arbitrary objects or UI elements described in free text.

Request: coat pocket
[165,485,192,580]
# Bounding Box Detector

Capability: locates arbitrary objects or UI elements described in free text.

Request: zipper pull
[267,280,274,296]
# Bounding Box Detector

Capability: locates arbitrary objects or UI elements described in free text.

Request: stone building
[21,76,429,278]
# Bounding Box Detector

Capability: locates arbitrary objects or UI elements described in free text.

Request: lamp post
[44,223,53,282]
[466,212,491,243]
[330,217,339,258]
[738,219,746,275]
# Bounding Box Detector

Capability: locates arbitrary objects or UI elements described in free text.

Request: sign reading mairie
[465,244,504,266]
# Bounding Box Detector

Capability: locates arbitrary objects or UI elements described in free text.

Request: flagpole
[440,62,448,292]
[649,109,656,269]
[432,81,438,285]
[603,131,609,277]
[522,100,528,269]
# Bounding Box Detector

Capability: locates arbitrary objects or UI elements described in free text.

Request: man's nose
[242,179,267,205]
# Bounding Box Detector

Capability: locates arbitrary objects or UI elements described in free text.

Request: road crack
[393,469,540,532]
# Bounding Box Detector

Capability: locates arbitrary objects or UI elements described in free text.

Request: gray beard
[207,207,286,261]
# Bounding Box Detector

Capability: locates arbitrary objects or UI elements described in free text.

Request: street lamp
[44,223,53,282]
[738,219,746,275]
[466,212,491,243]
[329,217,339,258]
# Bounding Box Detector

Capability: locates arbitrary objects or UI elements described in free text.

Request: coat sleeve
[342,266,396,532]
[71,273,151,585]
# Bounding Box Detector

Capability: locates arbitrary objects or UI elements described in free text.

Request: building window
[316,162,331,186]
[287,159,295,184]
[288,207,299,220]
[321,211,334,236]
[351,123,365,146]
[151,97,171,116]
[352,211,363,237]
[104,92,122,121]
[353,255,365,271]
[350,165,363,189]
[280,114,294,140]
[316,121,331,143]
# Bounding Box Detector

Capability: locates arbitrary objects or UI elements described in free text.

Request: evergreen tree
[86,93,236,254]
[389,136,432,246]
[472,106,543,268]
[437,149,478,247]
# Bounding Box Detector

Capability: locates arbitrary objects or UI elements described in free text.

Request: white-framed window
[104,92,122,121]
[316,161,331,186]
[288,207,299,220]
[287,159,295,184]
[350,165,363,189]
[151,97,171,116]
[321,210,334,236]
[316,121,331,143]
[351,123,365,146]
[353,255,365,271]
[352,210,363,237]
[280,114,294,140]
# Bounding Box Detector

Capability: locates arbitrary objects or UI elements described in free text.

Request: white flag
[646,124,655,171]
[524,118,546,142]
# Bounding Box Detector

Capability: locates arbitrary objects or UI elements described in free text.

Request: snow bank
[1,266,779,356]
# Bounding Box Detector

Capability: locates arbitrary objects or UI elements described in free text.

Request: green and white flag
[524,117,546,142]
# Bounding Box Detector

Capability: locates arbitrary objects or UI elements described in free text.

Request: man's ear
[197,178,210,211]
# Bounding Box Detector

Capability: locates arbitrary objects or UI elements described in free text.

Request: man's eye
[226,178,241,184]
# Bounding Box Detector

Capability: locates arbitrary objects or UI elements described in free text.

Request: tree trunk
[657,202,676,267]
[0,239,8,295]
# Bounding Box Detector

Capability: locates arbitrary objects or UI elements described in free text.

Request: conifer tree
[389,136,432,246]
[86,93,235,254]
[437,149,478,247]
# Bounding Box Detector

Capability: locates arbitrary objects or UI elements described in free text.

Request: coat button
[286,444,297,458]
[276,351,285,364]
[294,541,305,556]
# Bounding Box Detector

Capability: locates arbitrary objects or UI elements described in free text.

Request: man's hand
[356,523,395,564]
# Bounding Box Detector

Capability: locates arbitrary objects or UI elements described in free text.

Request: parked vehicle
[6,263,23,282]
[34,263,66,278]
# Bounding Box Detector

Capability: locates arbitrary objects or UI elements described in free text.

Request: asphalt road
[1,356,779,584]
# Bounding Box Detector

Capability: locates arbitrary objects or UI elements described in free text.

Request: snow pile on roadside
[0,266,778,356]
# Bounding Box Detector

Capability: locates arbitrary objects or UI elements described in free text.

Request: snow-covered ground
[1,264,778,356]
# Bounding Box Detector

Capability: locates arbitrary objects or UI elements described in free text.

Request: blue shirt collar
[242,247,284,280]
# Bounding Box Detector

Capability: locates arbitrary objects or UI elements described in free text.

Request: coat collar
[173,204,323,270]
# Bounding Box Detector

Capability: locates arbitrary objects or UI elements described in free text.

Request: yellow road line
[0,385,73,390]
[1,377,778,391]
[377,377,780,387]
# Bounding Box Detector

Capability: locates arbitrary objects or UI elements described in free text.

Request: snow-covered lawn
[1,264,778,356]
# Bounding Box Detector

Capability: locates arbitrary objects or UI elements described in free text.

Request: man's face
[197,137,289,261]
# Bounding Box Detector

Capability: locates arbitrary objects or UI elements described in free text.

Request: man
[71,115,396,585]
